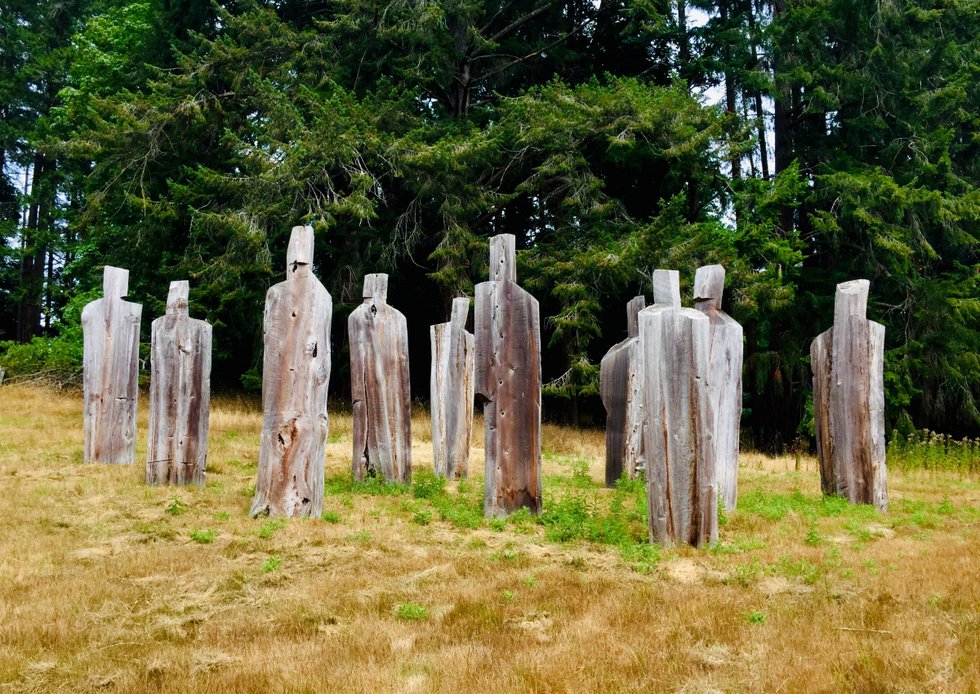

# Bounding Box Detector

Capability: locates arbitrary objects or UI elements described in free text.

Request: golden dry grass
[0,384,978,693]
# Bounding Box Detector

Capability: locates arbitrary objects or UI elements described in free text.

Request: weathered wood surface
[639,269,716,546]
[146,281,212,486]
[811,279,887,511]
[349,273,412,483]
[600,296,647,486]
[475,234,542,517]
[82,266,142,464]
[430,297,475,479]
[694,265,743,510]
[251,226,332,518]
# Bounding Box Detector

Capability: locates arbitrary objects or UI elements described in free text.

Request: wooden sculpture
[349,273,412,483]
[251,225,332,518]
[693,265,743,510]
[430,297,475,479]
[146,280,212,485]
[600,296,647,486]
[474,234,542,517]
[811,279,887,511]
[82,266,142,464]
[639,270,716,546]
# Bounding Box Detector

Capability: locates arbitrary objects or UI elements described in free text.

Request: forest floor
[0,384,978,693]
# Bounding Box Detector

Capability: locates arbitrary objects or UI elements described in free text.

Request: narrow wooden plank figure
[810,279,887,511]
[694,265,743,510]
[475,234,542,517]
[600,295,646,486]
[349,273,412,483]
[639,269,716,546]
[430,297,475,479]
[146,281,212,485]
[251,225,332,518]
[82,266,142,464]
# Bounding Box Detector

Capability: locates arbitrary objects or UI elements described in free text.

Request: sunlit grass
[0,383,978,692]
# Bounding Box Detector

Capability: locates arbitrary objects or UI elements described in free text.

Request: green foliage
[189,528,215,544]
[412,469,448,500]
[394,603,428,621]
[262,555,282,573]
[166,497,186,516]
[321,510,341,524]
[257,518,287,539]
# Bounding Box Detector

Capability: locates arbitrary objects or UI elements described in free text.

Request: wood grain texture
[251,226,332,518]
[475,234,542,517]
[349,273,412,483]
[694,265,743,510]
[146,281,212,486]
[600,296,646,486]
[430,297,475,479]
[811,280,887,511]
[640,270,716,546]
[82,266,142,464]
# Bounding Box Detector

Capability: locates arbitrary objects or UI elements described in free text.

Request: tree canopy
[1,0,977,447]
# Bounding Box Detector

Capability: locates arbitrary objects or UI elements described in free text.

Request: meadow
[0,384,978,693]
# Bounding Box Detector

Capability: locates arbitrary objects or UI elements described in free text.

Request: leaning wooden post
[639,270,716,546]
[146,281,212,485]
[810,280,887,511]
[349,273,412,483]
[430,297,475,479]
[250,225,332,518]
[694,265,743,510]
[475,234,542,517]
[82,266,142,464]
[600,296,647,486]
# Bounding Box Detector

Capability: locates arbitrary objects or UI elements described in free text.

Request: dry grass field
[0,384,978,693]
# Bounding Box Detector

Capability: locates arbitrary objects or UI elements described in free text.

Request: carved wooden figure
[349,273,412,483]
[475,234,542,517]
[146,281,212,485]
[251,225,332,518]
[600,296,647,486]
[639,270,716,546]
[693,265,743,510]
[82,266,142,464]
[430,297,475,479]
[811,280,887,511]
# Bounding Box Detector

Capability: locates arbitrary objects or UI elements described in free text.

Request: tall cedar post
[349,273,412,483]
[693,265,743,510]
[82,266,142,464]
[600,296,647,486]
[146,281,212,485]
[250,226,332,518]
[639,270,716,546]
[430,297,475,479]
[810,280,887,511]
[475,234,542,517]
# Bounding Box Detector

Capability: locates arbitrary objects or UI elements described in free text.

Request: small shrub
[166,497,186,516]
[321,510,341,523]
[258,518,288,538]
[189,528,216,544]
[394,603,427,620]
[412,470,447,499]
[743,609,766,624]
[262,555,282,573]
[411,509,432,526]
[805,526,822,546]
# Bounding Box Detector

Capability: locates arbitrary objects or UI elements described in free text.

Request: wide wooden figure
[251,225,332,518]
[475,234,542,517]
[349,273,412,483]
[146,281,212,485]
[430,297,475,479]
[639,270,716,546]
[82,266,142,464]
[693,265,743,510]
[600,296,647,486]
[811,279,887,511]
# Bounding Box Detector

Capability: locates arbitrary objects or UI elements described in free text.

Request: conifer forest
[2,0,977,447]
